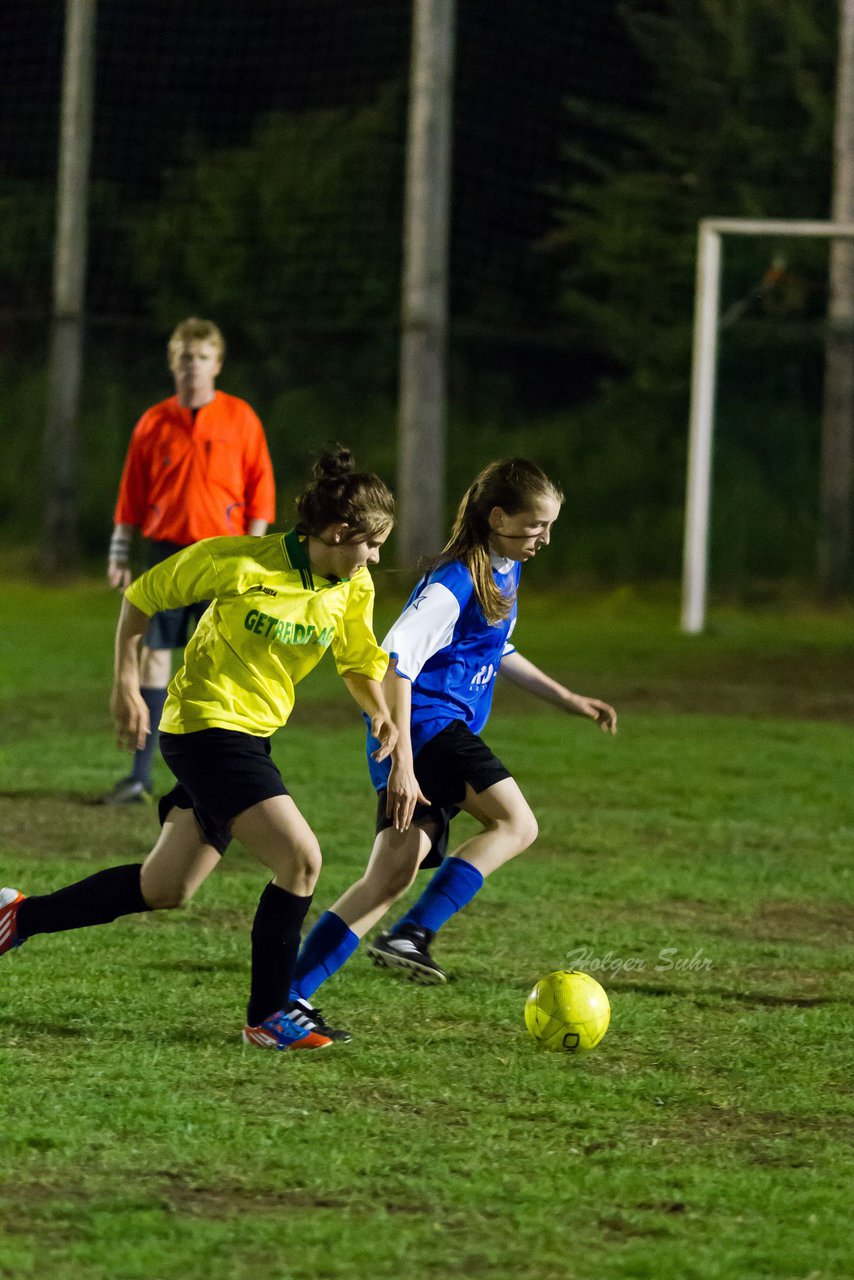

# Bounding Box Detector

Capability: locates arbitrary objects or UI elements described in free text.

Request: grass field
[1,577,854,1280]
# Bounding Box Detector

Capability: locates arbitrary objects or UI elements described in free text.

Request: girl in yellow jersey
[0,449,396,1051]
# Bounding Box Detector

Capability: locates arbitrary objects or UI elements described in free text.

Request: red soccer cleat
[0,888,26,956]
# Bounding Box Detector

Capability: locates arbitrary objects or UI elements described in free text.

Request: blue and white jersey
[367,552,520,790]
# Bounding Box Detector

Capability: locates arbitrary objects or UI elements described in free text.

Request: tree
[127,90,405,387]
[546,0,835,580]
[553,0,832,387]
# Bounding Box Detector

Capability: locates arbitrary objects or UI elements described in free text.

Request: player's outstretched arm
[499,650,617,734]
[110,598,153,752]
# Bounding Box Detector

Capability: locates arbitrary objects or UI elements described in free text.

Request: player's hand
[107,560,133,590]
[110,682,151,752]
[371,711,402,757]
[571,695,617,735]
[369,712,399,762]
[385,761,430,833]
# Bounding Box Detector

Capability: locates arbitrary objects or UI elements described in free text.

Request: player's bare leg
[370,779,538,983]
[140,806,221,908]
[452,776,538,876]
[1,808,218,960]
[332,825,433,938]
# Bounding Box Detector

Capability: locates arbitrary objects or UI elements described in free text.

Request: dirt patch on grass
[592,897,733,930]
[0,795,153,860]
[1,1172,444,1224]
[497,644,854,721]
[0,691,109,739]
[750,899,854,944]
[640,1104,854,1158]
[604,977,845,1008]
[158,1178,435,1219]
[615,677,854,723]
[569,895,854,947]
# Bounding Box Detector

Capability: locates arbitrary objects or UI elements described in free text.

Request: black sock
[16,864,150,940]
[247,883,312,1026]
[132,687,168,789]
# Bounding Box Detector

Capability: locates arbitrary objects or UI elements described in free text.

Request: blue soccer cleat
[242,1008,333,1051]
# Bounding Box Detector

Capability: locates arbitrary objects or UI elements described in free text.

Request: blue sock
[290,911,359,1001]
[392,857,484,936]
[133,687,168,788]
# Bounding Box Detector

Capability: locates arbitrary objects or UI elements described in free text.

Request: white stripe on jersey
[382,581,461,681]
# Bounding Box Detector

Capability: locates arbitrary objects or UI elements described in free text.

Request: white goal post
[681,217,854,634]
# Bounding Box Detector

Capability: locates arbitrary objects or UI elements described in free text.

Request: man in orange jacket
[105,317,276,803]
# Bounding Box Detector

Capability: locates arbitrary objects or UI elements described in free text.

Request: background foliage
[0,0,841,586]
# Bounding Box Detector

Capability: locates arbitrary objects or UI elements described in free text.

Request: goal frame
[681,217,854,633]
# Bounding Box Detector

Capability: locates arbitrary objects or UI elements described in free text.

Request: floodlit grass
[1,578,854,1279]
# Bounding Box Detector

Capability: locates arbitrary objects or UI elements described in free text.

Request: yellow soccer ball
[524,970,611,1053]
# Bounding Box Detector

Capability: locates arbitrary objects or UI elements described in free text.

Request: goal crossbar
[682,217,854,633]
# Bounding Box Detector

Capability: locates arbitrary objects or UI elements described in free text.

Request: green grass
[2,579,854,1279]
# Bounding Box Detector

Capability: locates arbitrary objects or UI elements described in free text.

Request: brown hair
[439,458,563,624]
[167,317,226,366]
[295,445,395,540]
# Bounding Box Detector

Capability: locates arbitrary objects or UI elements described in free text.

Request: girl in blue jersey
[290,458,617,999]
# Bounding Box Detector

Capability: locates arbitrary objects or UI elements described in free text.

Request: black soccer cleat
[366,925,447,985]
[287,998,352,1043]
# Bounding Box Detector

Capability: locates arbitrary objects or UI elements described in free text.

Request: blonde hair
[167,317,226,366]
[295,445,395,540]
[440,458,563,624]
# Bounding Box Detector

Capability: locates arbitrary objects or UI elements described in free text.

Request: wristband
[108,530,132,563]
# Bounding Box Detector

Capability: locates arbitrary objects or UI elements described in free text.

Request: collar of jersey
[283,529,316,591]
[489,549,514,574]
[283,528,349,589]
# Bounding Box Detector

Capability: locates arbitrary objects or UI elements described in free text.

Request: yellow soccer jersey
[124,530,388,736]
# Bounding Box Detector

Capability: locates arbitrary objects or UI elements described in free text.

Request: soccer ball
[524,970,610,1053]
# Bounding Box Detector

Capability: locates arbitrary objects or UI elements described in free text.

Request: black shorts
[375,721,511,869]
[143,540,210,650]
[158,729,289,855]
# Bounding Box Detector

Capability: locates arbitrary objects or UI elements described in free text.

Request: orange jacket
[113,392,276,543]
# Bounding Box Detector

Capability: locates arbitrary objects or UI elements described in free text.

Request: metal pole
[681,217,854,630]
[681,222,722,634]
[819,0,854,597]
[397,0,456,565]
[42,0,97,573]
